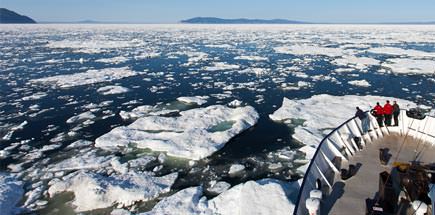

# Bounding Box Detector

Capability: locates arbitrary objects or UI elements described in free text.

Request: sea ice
[228,99,242,107]
[96,105,259,160]
[208,179,299,215]
[48,171,178,212]
[234,55,268,61]
[348,80,371,87]
[96,56,130,64]
[207,181,231,195]
[97,85,130,95]
[2,121,28,140]
[332,55,380,70]
[47,39,144,53]
[30,67,139,88]
[381,58,435,75]
[21,92,48,101]
[140,186,210,215]
[368,47,435,58]
[274,45,346,57]
[119,105,179,120]
[45,149,113,172]
[66,111,96,124]
[228,164,245,175]
[177,96,209,105]
[203,62,240,71]
[142,179,299,215]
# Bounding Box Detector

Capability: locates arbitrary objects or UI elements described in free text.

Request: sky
[2,0,435,23]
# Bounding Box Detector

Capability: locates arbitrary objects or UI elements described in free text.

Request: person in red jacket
[383,100,393,126]
[371,102,384,127]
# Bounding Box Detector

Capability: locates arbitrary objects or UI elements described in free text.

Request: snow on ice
[30,67,139,88]
[274,45,347,57]
[96,105,259,160]
[203,62,240,71]
[48,171,178,212]
[368,47,435,59]
[177,96,209,105]
[97,85,130,95]
[142,179,300,215]
[382,58,435,75]
[348,80,371,87]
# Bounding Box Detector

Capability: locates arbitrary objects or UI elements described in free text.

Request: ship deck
[325,133,435,214]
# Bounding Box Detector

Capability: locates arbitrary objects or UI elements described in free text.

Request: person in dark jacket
[383,100,393,126]
[393,101,400,126]
[355,107,370,134]
[372,102,384,127]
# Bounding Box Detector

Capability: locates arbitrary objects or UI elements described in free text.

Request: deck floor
[326,132,435,215]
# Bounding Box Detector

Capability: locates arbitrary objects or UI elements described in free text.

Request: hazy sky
[3,0,435,23]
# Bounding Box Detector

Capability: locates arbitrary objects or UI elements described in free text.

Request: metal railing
[293,110,435,215]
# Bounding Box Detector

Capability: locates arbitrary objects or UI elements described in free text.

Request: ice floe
[2,121,28,141]
[368,47,435,59]
[207,181,231,195]
[234,55,268,61]
[143,179,299,215]
[66,111,96,124]
[30,67,139,88]
[332,55,380,70]
[348,80,371,87]
[177,96,209,105]
[382,58,435,75]
[228,99,243,107]
[228,164,246,176]
[96,105,259,160]
[21,92,48,101]
[274,45,346,57]
[140,186,210,215]
[203,62,240,71]
[97,85,130,95]
[47,39,144,53]
[48,171,178,212]
[45,149,113,172]
[96,56,130,64]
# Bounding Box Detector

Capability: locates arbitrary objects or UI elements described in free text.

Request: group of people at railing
[355,100,401,134]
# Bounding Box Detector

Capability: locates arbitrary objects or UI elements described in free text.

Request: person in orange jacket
[371,102,384,127]
[383,100,393,126]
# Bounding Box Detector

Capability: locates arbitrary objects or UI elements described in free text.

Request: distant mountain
[181,17,307,24]
[0,8,36,23]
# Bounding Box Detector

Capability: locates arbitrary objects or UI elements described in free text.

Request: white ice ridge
[97,85,130,95]
[29,67,138,88]
[348,80,371,87]
[274,44,348,57]
[269,95,415,159]
[96,105,259,160]
[142,179,300,215]
[381,58,435,75]
[48,171,178,212]
[177,96,209,105]
[0,173,24,215]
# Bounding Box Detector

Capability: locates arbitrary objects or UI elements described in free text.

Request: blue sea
[1,24,435,214]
